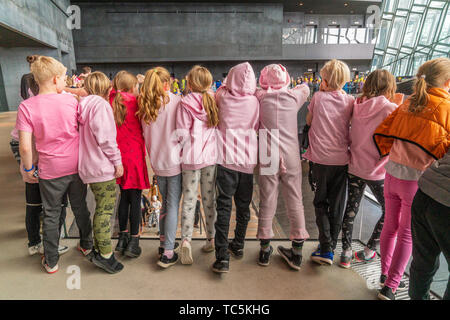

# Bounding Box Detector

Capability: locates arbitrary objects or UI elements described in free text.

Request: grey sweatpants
[181,165,217,241]
[39,174,93,268]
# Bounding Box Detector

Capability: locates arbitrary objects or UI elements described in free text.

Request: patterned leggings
[90,179,117,255]
[341,174,385,251]
[181,165,217,241]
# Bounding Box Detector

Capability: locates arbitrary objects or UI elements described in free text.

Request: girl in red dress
[109,71,150,258]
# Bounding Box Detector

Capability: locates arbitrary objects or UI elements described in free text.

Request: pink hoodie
[142,91,182,177]
[176,92,218,170]
[216,62,259,174]
[349,95,397,180]
[78,95,122,184]
[257,64,310,175]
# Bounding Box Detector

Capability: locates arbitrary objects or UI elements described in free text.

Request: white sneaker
[58,245,69,255]
[28,242,42,256]
[180,240,193,265]
[202,238,215,253]
[41,256,59,274]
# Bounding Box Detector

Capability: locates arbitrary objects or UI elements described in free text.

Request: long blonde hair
[112,71,138,126]
[409,57,450,113]
[361,69,397,101]
[137,67,171,124]
[187,65,219,127]
[84,71,111,100]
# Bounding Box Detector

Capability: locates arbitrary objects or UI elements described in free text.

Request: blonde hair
[112,71,138,126]
[409,57,450,113]
[84,71,111,100]
[187,65,219,127]
[320,59,351,90]
[137,67,171,124]
[361,69,397,101]
[29,55,66,85]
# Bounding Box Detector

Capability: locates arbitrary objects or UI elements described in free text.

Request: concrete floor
[0,111,380,300]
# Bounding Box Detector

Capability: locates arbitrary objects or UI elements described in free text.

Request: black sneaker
[228,241,244,259]
[378,285,395,300]
[157,252,179,269]
[158,242,180,258]
[379,274,407,291]
[124,236,142,258]
[258,245,273,266]
[211,259,229,273]
[115,232,130,254]
[277,246,302,271]
[91,252,124,274]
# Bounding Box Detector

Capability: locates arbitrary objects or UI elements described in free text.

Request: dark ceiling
[72,1,382,14]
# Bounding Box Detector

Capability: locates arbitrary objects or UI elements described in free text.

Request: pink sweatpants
[380,173,418,291]
[257,170,309,240]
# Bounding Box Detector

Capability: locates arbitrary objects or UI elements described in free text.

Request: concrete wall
[0,0,77,110]
[73,2,283,63]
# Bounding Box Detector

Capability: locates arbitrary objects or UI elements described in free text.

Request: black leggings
[118,187,142,236]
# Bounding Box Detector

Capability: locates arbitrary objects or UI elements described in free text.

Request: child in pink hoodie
[304,59,354,266]
[212,62,259,273]
[138,67,182,269]
[176,65,219,265]
[339,70,398,269]
[256,64,310,271]
[78,72,124,274]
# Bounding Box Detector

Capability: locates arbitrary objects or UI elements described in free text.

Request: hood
[180,92,209,122]
[79,95,105,125]
[223,62,256,96]
[259,64,290,91]
[353,95,392,119]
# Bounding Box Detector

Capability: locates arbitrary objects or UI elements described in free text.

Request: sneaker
[58,245,69,255]
[339,254,352,269]
[115,231,130,254]
[211,259,229,273]
[258,245,273,266]
[277,246,302,271]
[378,286,395,300]
[354,250,377,263]
[202,238,215,253]
[228,241,244,259]
[28,242,42,256]
[157,252,179,269]
[158,242,180,258]
[311,248,334,265]
[77,242,92,257]
[41,256,58,274]
[180,240,193,265]
[91,252,124,274]
[379,274,407,291]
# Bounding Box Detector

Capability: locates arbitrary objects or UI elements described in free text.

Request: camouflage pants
[91,179,117,255]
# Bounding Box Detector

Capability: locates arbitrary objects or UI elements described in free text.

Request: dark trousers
[214,165,253,260]
[311,162,348,253]
[39,174,93,268]
[25,182,68,247]
[341,174,385,251]
[118,187,142,236]
[409,189,450,300]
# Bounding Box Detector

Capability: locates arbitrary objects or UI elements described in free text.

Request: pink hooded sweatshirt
[78,95,122,184]
[349,95,397,180]
[216,62,259,174]
[176,92,218,170]
[142,91,182,177]
[257,64,310,175]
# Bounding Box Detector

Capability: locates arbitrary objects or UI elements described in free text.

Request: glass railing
[282,27,378,45]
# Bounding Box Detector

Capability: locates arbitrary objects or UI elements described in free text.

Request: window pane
[324,28,339,44]
[419,9,442,45]
[411,54,427,74]
[372,54,384,70]
[385,0,397,13]
[414,0,428,4]
[430,1,446,9]
[403,13,422,47]
[431,50,448,58]
[389,17,406,48]
[376,20,392,49]
[439,8,450,44]
[397,0,411,10]
[394,56,409,76]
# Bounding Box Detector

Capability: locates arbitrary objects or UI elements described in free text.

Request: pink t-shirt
[15,93,80,180]
[304,91,354,166]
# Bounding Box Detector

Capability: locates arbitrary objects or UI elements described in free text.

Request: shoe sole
[277,247,301,271]
[377,292,393,300]
[41,258,58,274]
[124,250,141,258]
[181,244,193,265]
[311,256,333,265]
[58,247,69,255]
[228,249,244,260]
[157,257,179,269]
[91,257,123,274]
[211,266,229,273]
[339,262,351,269]
[202,246,215,253]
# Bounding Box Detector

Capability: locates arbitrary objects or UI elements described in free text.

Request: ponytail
[112,92,127,126]
[202,91,219,127]
[111,70,138,126]
[137,67,170,124]
[409,76,429,113]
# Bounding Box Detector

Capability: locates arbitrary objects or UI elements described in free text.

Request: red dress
[109,90,150,190]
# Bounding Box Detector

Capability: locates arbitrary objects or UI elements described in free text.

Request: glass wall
[371,0,450,76]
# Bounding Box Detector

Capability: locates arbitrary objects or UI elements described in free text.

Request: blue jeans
[157,174,182,250]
